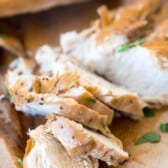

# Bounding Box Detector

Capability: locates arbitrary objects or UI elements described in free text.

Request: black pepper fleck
[18,71,23,75]
[28,87,33,92]
[26,99,31,103]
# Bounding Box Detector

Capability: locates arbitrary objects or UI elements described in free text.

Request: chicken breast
[60,0,168,107]
[8,72,109,134]
[60,0,162,67]
[35,46,143,119]
[24,125,99,168]
[59,86,114,123]
[61,18,168,107]
[28,72,114,123]
[46,115,128,167]
[45,115,96,156]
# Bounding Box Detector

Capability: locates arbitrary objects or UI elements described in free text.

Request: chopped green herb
[102,119,108,128]
[143,107,155,118]
[117,44,130,52]
[0,33,8,39]
[85,97,96,103]
[16,158,23,166]
[117,38,146,52]
[160,123,168,133]
[135,132,160,145]
[164,33,168,40]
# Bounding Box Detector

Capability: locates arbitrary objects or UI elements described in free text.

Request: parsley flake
[135,132,160,145]
[85,97,96,103]
[102,119,108,128]
[143,107,155,118]
[118,38,146,52]
[160,123,168,133]
[16,158,23,166]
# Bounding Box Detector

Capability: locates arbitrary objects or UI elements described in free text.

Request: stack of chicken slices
[6,0,168,167]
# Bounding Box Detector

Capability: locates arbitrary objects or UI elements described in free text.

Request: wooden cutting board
[13,0,168,167]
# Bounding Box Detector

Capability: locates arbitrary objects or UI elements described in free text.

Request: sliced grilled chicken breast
[24,125,99,168]
[60,0,168,107]
[59,86,114,124]
[7,67,114,124]
[45,115,96,156]
[62,19,168,107]
[35,46,143,119]
[8,73,109,134]
[46,115,128,167]
[60,0,162,70]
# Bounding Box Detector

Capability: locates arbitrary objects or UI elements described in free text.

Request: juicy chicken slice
[24,125,99,168]
[35,46,143,119]
[60,0,168,107]
[46,115,128,167]
[59,86,114,124]
[45,115,96,156]
[30,72,114,123]
[7,72,109,134]
[60,0,162,68]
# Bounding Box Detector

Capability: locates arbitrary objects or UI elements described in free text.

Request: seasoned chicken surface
[59,86,114,123]
[7,72,110,134]
[24,115,128,167]
[46,115,96,157]
[60,0,168,107]
[24,125,99,168]
[46,115,128,167]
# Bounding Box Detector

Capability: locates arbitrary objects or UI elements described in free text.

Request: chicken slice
[8,66,114,124]
[24,125,99,168]
[45,115,95,156]
[59,86,114,124]
[60,0,168,107]
[35,46,143,119]
[46,115,128,167]
[95,0,162,42]
[8,73,109,134]
[60,0,162,71]
[30,72,114,123]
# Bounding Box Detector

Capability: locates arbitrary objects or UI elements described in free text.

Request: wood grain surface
[0,0,168,167]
